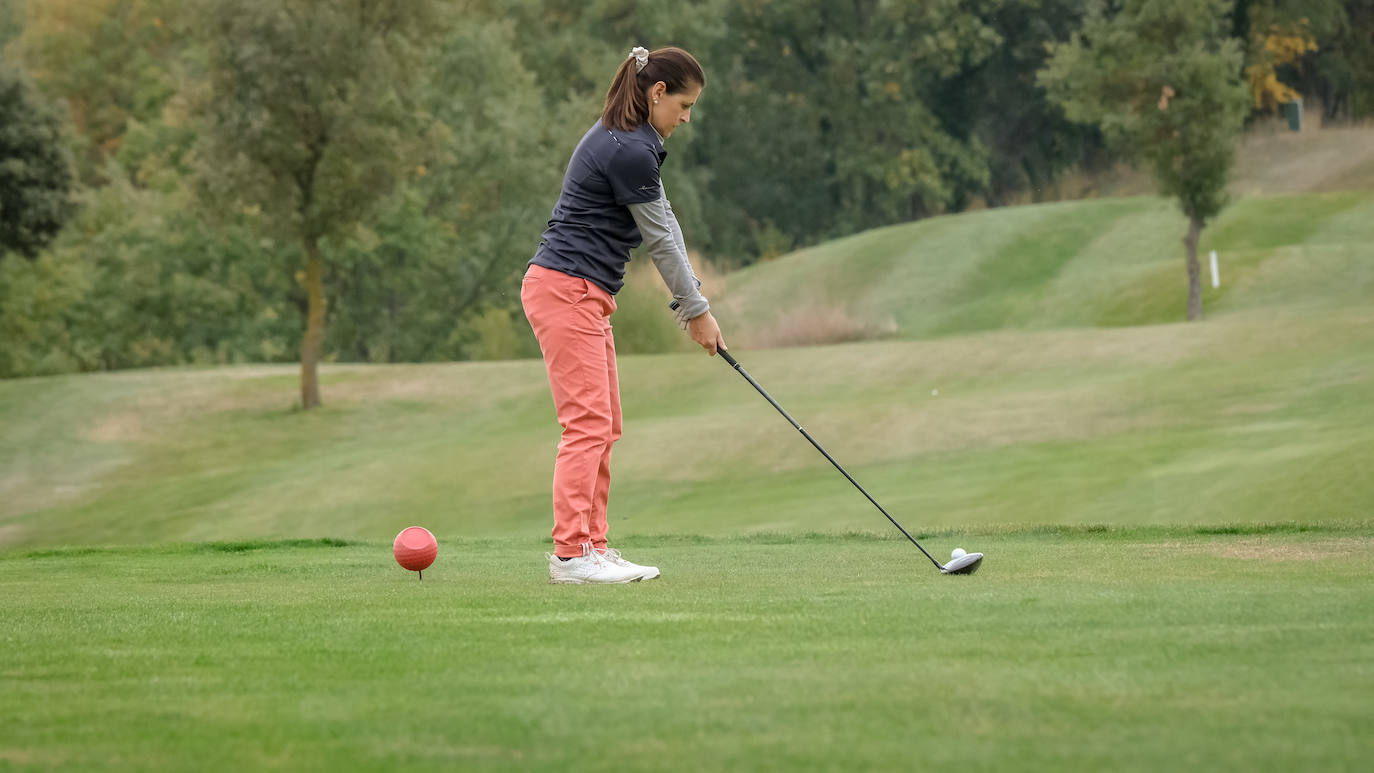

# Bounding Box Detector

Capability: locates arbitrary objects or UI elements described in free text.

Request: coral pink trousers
[521,264,622,558]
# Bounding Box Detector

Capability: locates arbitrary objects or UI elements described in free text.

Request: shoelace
[551,547,609,570]
[582,545,609,568]
[596,547,629,566]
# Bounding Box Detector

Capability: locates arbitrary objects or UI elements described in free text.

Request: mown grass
[2,531,1371,772]
[3,297,1369,548]
[4,168,1370,551]
[716,190,1373,345]
[2,141,1372,770]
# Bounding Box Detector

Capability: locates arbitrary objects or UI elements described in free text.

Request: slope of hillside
[714,191,1373,349]
[4,161,1373,550]
[1043,124,1374,201]
[3,303,1370,549]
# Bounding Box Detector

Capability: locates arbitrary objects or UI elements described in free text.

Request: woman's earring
[654,99,659,104]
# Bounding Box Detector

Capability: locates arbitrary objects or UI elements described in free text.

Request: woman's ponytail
[601,46,705,132]
[602,57,648,132]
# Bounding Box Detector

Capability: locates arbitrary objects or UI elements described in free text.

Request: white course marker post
[1209,250,1220,288]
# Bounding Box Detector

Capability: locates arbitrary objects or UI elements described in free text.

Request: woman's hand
[687,311,727,356]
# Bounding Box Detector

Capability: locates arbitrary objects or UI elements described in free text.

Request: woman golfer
[523,46,725,584]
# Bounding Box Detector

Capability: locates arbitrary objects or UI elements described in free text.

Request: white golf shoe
[596,547,660,580]
[547,549,644,584]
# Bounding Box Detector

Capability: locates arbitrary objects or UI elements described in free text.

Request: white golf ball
[951,548,967,560]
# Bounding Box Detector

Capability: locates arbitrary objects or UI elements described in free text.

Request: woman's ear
[651,81,667,101]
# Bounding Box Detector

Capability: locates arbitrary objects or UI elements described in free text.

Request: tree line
[1,0,1370,390]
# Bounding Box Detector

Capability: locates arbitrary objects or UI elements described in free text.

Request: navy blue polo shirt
[529,120,666,295]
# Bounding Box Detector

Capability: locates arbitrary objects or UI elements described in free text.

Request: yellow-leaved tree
[1246,17,1319,113]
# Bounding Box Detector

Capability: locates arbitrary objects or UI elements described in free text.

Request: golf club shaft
[716,348,944,570]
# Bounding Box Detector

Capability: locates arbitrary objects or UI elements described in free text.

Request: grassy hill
[715,190,1374,348]
[2,189,1370,550]
[3,139,1372,772]
[1041,123,1374,201]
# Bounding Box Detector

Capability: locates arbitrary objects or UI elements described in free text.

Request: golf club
[696,334,983,575]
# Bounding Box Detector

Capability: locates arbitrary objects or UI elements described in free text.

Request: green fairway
[2,528,1371,772]
[8,3,1374,767]
[2,187,1371,770]
[3,188,1371,549]
[2,302,1370,547]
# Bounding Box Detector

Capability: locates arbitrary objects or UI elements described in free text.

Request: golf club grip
[669,299,735,364]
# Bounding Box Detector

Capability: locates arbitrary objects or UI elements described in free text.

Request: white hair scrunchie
[629,46,649,73]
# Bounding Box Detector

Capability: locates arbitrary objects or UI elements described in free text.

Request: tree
[938,0,1107,206]
[1233,0,1374,121]
[1243,12,1317,113]
[10,0,190,182]
[490,0,1123,264]
[0,0,22,49]
[684,0,1002,261]
[196,0,441,408]
[0,64,75,260]
[1040,0,1250,321]
[328,17,566,364]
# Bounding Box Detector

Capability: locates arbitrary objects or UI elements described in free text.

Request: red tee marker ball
[393,527,438,575]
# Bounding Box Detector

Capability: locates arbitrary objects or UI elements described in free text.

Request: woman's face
[647,82,702,139]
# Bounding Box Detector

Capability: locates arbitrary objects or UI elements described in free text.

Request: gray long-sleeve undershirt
[628,186,710,328]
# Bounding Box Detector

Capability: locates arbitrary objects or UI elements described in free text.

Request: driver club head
[940,552,984,575]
